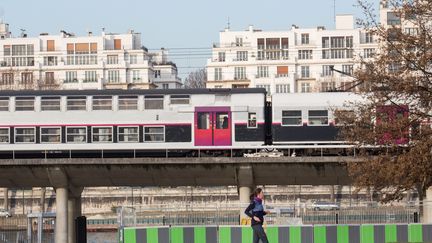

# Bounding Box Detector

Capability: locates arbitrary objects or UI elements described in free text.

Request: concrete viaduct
[0,156,359,243]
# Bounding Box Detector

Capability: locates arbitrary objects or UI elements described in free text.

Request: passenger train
[0,88,363,158]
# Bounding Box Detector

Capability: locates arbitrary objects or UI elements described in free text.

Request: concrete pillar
[423,188,432,223]
[68,187,83,243]
[3,188,8,211]
[55,187,68,243]
[237,165,254,224]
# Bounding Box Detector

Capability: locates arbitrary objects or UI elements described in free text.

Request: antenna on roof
[333,0,336,25]
[227,17,231,30]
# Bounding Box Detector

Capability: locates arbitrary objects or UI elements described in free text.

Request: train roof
[272,92,365,107]
[0,88,267,97]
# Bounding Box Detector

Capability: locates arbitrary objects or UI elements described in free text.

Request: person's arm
[244,202,255,218]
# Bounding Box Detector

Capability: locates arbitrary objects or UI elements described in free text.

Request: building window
[154,70,161,78]
[66,43,97,65]
[15,127,35,143]
[276,84,290,93]
[234,67,246,80]
[1,73,14,85]
[300,66,310,78]
[43,56,58,66]
[107,55,119,65]
[21,72,33,85]
[132,70,141,82]
[145,96,164,110]
[308,110,329,125]
[66,127,87,143]
[67,96,87,111]
[65,71,77,83]
[301,34,309,44]
[0,128,9,143]
[41,97,61,111]
[144,126,165,142]
[0,98,9,111]
[298,50,312,60]
[363,48,375,58]
[129,55,138,64]
[256,85,271,95]
[342,65,354,76]
[236,51,248,61]
[248,112,257,128]
[92,127,113,143]
[365,32,373,43]
[118,96,138,110]
[235,37,243,47]
[41,127,61,143]
[321,82,336,92]
[322,65,333,77]
[218,52,225,62]
[282,110,302,126]
[15,97,35,111]
[3,44,35,67]
[118,126,139,143]
[84,71,97,83]
[276,66,289,78]
[301,83,311,93]
[170,95,190,105]
[162,84,169,89]
[107,70,120,83]
[257,66,269,78]
[214,68,222,81]
[92,96,112,110]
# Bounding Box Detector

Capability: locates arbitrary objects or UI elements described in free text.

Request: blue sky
[0,0,374,77]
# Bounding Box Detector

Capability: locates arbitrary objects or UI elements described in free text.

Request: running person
[244,188,270,243]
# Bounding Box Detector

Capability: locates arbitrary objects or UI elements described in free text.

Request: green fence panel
[242,226,253,243]
[219,226,231,243]
[123,228,136,243]
[337,225,349,243]
[313,226,326,243]
[170,227,184,243]
[409,224,423,243]
[360,225,374,243]
[290,226,302,243]
[385,224,397,243]
[267,226,279,243]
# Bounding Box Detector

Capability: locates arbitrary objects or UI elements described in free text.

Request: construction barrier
[121,224,432,243]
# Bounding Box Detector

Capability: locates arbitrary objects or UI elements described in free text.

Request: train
[0,88,364,158]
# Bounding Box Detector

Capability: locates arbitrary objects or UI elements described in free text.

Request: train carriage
[0,89,267,157]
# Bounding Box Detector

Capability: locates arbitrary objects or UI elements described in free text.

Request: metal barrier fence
[117,204,419,227]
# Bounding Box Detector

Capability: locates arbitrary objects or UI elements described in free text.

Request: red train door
[194,107,232,146]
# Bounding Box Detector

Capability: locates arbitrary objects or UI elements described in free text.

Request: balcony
[275,73,289,78]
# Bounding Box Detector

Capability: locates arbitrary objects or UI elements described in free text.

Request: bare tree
[337,0,432,217]
[183,68,207,88]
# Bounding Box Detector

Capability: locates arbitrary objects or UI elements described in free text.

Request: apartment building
[206,15,378,94]
[0,22,181,90]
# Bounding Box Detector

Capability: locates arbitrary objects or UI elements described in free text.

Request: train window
[144,126,165,142]
[0,98,9,111]
[15,97,35,111]
[308,110,329,126]
[216,113,229,129]
[197,113,210,130]
[92,96,112,111]
[41,97,61,111]
[248,113,257,128]
[67,97,87,111]
[92,127,113,143]
[15,127,36,143]
[282,110,302,126]
[41,127,61,143]
[144,96,164,110]
[66,127,87,143]
[0,128,9,143]
[170,95,190,105]
[118,126,139,142]
[118,96,138,110]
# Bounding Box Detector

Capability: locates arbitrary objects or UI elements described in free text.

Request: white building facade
[0,23,181,90]
[206,15,378,94]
